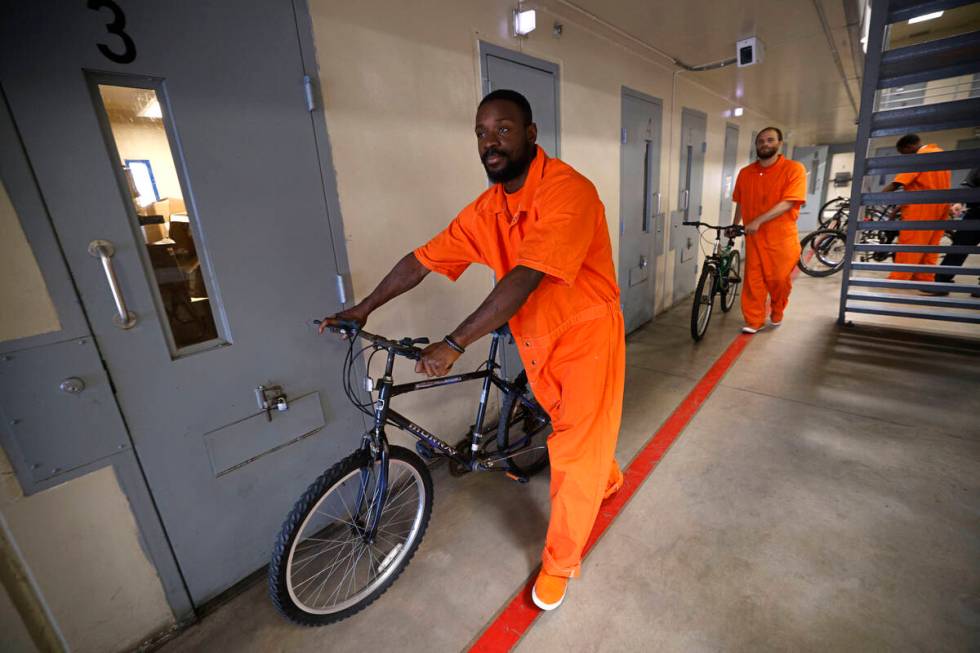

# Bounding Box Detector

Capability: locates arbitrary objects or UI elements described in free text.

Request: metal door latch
[255,384,288,422]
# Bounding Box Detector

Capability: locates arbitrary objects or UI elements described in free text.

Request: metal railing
[837,0,980,327]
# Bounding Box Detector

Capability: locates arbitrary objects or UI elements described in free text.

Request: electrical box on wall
[736,37,765,67]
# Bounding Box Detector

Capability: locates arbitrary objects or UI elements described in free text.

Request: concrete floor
[159,273,980,652]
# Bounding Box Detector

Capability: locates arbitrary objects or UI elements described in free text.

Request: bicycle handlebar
[683,221,744,236]
[314,319,428,360]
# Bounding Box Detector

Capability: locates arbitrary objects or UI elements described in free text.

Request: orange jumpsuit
[732,155,807,329]
[888,144,951,281]
[415,147,625,578]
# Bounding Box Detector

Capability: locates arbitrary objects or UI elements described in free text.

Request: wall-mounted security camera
[736,37,765,67]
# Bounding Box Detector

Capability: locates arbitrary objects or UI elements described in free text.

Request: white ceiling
[552,0,865,144]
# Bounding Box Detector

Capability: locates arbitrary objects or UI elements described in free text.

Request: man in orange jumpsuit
[730,127,807,333]
[320,90,625,611]
[879,134,951,285]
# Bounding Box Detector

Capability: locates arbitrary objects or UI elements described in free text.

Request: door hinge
[303,75,315,112]
[620,219,625,236]
[621,128,627,144]
[698,205,703,216]
[335,272,352,306]
[701,141,707,153]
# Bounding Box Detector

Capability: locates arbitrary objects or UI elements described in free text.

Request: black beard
[756,147,777,160]
[484,145,536,184]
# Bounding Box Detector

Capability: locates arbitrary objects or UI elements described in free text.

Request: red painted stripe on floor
[468,332,753,653]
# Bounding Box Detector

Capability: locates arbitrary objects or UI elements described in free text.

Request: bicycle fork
[353,348,398,544]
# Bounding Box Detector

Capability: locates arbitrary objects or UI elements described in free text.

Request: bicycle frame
[363,330,541,474]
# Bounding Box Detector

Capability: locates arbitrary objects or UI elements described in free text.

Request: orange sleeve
[732,169,744,203]
[413,203,485,282]
[783,162,808,206]
[515,177,599,286]
[893,171,918,187]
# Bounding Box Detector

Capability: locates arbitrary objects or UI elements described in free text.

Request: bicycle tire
[269,445,432,626]
[720,250,741,313]
[818,197,848,228]
[691,265,717,341]
[497,370,551,477]
[798,229,846,277]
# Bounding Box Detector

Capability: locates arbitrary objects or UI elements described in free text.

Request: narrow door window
[95,84,220,352]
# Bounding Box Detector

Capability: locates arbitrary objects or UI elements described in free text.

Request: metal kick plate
[203,391,325,477]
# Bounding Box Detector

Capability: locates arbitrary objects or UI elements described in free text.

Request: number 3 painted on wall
[87,0,137,64]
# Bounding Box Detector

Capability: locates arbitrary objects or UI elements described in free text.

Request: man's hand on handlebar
[317,304,371,337]
[415,341,461,378]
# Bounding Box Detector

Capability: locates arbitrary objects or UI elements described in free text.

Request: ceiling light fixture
[908,10,943,24]
[514,9,536,36]
[733,107,744,117]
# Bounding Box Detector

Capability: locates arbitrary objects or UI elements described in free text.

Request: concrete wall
[0,178,59,341]
[307,0,801,439]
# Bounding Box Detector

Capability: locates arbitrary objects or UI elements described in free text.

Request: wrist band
[443,335,465,354]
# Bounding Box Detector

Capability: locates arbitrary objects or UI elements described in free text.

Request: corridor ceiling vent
[736,36,765,67]
[514,9,537,36]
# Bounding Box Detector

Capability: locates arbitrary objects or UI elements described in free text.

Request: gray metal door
[481,43,559,378]
[481,43,560,158]
[720,123,740,226]
[671,109,707,302]
[793,145,829,231]
[618,89,663,333]
[0,1,362,605]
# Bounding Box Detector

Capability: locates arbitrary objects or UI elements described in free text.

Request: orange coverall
[732,155,807,329]
[888,144,951,281]
[415,147,625,578]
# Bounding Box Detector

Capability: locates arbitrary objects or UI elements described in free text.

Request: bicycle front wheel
[720,250,741,313]
[691,265,718,341]
[798,229,846,277]
[269,445,432,626]
[497,371,551,477]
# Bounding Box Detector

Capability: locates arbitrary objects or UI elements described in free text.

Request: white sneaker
[742,325,762,334]
[769,319,782,327]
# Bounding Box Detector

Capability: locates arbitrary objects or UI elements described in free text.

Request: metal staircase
[838,0,980,326]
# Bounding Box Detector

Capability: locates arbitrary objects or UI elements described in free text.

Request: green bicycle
[683,222,744,341]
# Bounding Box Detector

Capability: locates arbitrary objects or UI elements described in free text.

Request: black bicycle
[268,321,550,626]
[798,205,899,277]
[684,222,744,341]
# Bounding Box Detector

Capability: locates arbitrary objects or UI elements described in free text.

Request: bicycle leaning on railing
[268,320,551,626]
[798,203,899,277]
[683,222,744,341]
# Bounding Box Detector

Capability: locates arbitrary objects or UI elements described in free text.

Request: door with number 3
[0,1,363,604]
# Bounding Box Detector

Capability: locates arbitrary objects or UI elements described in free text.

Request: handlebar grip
[682,221,698,225]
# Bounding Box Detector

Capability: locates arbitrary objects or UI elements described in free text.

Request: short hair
[478,89,533,126]
[757,126,783,142]
[896,133,921,150]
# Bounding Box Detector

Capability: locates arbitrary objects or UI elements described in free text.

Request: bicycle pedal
[505,471,529,484]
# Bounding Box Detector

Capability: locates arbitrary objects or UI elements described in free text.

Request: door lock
[255,384,289,422]
[639,256,648,269]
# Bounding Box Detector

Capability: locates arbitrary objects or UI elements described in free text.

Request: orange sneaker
[532,571,568,611]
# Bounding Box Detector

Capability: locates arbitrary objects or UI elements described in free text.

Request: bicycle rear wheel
[497,371,551,477]
[798,229,846,277]
[691,265,717,341]
[269,445,432,626]
[720,250,741,313]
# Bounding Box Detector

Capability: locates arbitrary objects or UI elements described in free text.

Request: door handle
[88,240,137,329]
[653,191,661,215]
[681,189,690,210]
